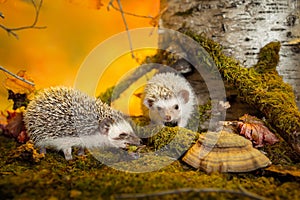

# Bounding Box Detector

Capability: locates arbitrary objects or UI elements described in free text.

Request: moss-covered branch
[182,30,300,157]
[115,186,267,200]
[97,63,159,104]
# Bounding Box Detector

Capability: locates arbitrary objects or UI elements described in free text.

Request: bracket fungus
[182,130,272,173]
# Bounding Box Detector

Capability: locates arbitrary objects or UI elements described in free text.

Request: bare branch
[115,0,135,58]
[115,187,268,200]
[0,0,46,39]
[107,0,168,59]
[0,66,35,86]
[107,0,154,19]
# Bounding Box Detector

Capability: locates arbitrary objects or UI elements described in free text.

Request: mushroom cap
[182,130,271,173]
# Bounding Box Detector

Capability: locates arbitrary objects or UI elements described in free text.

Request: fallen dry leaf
[4,70,35,96]
[238,114,279,147]
[2,110,29,143]
[8,140,44,163]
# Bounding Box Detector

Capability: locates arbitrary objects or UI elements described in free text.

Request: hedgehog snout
[116,135,141,149]
[121,133,141,147]
[127,135,142,146]
[107,121,141,148]
[164,115,172,121]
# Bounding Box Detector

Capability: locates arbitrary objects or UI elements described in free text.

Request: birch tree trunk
[160,0,300,106]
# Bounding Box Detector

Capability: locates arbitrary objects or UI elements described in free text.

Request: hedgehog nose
[165,115,171,121]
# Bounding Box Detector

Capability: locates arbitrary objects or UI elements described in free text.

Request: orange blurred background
[0,0,160,112]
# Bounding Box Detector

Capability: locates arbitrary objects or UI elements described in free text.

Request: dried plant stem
[0,66,35,86]
[115,186,268,200]
[107,0,154,19]
[107,0,166,58]
[116,0,135,58]
[0,0,46,39]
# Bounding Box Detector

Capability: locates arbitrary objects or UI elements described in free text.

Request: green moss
[147,126,199,157]
[111,154,184,173]
[130,115,151,127]
[253,41,281,73]
[130,125,199,158]
[97,86,115,105]
[197,102,212,132]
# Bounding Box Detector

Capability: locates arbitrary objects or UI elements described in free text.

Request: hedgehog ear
[178,89,189,104]
[144,98,154,108]
[99,118,113,135]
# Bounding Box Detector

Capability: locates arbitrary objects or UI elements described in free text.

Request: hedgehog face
[144,89,190,127]
[100,119,140,148]
[149,97,182,126]
[109,121,141,148]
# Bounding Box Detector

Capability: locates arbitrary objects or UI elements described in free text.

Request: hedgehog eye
[119,133,129,139]
[157,106,162,111]
[174,104,179,110]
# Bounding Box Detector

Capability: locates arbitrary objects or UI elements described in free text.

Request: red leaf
[17,130,29,143]
[3,111,29,143]
[238,114,279,147]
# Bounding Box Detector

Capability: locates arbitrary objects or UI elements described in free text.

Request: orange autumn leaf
[68,0,103,10]
[4,70,35,95]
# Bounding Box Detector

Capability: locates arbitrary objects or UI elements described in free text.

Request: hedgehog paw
[63,148,73,160]
[77,147,85,156]
[39,147,46,154]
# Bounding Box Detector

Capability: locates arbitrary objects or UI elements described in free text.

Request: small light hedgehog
[143,72,196,127]
[23,86,140,160]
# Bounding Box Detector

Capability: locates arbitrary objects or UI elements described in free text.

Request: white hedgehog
[23,86,140,160]
[143,72,196,127]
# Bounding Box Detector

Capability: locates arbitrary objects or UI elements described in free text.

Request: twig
[108,0,135,58]
[0,0,46,39]
[107,0,167,28]
[0,66,35,86]
[238,185,267,200]
[107,0,154,19]
[107,0,167,58]
[115,187,268,200]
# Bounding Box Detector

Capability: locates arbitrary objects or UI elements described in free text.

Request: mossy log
[183,30,300,157]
